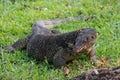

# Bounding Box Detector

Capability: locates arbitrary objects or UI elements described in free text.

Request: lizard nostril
[86,37,89,41]
[73,47,78,53]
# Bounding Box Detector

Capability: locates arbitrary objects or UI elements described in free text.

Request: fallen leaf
[96,60,104,67]
[65,3,72,8]
[34,6,41,10]
[95,57,109,68]
[101,57,109,63]
[64,66,70,75]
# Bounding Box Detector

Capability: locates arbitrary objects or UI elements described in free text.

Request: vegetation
[0,0,120,79]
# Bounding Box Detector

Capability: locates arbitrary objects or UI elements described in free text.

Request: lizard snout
[73,48,79,53]
[73,46,84,53]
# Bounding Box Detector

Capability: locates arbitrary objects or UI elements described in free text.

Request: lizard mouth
[73,45,86,53]
[73,43,94,53]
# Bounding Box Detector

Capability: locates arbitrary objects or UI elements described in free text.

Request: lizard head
[73,28,97,53]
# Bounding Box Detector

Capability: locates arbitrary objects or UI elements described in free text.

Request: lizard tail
[33,15,83,29]
[33,15,96,29]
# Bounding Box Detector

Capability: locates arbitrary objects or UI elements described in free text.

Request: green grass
[0,0,120,79]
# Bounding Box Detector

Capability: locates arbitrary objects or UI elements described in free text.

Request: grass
[0,0,120,79]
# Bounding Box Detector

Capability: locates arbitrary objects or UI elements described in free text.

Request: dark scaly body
[4,16,83,52]
[27,28,97,68]
[27,30,80,62]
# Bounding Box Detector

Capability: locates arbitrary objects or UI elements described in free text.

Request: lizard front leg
[4,37,28,52]
[53,49,66,68]
[88,47,97,63]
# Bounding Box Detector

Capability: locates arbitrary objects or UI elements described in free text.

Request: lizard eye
[91,36,94,39]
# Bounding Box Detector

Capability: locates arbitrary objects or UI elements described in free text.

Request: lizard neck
[56,30,80,47]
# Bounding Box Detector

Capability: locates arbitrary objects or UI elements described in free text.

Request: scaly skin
[27,28,97,68]
[4,16,84,52]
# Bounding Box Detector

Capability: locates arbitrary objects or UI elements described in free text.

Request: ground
[0,0,120,80]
